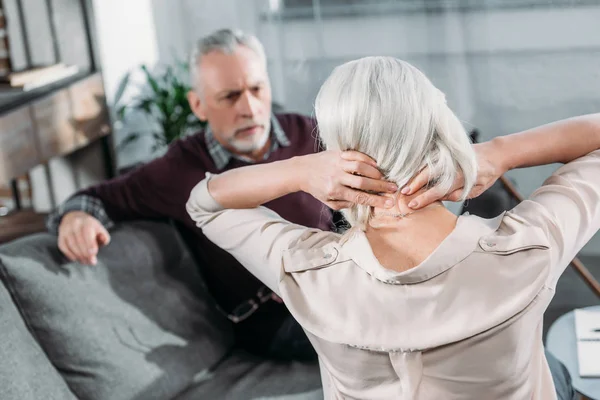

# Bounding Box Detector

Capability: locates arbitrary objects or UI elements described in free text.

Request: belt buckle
[227,285,273,324]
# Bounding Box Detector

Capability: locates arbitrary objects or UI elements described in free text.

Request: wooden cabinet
[0,72,112,186]
[0,107,40,183]
[32,90,76,160]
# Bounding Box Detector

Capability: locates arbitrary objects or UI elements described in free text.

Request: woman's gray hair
[189,29,267,91]
[315,56,477,232]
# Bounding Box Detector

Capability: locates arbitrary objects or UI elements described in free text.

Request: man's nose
[237,90,260,117]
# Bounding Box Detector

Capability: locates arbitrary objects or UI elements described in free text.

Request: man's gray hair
[189,29,267,90]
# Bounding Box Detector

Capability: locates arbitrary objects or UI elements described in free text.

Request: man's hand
[298,150,398,210]
[58,211,111,265]
[401,142,505,210]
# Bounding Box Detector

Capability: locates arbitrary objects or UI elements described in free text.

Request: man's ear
[187,90,207,121]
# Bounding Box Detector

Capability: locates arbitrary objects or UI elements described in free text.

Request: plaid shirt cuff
[46,195,115,235]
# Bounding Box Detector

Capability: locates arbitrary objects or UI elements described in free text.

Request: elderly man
[46,29,395,360]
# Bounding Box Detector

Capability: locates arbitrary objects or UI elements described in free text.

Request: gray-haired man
[48,28,395,360]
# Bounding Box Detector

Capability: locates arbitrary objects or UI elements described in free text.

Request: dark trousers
[546,349,577,400]
[233,302,317,362]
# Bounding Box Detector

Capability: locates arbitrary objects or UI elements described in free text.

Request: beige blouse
[186,150,600,400]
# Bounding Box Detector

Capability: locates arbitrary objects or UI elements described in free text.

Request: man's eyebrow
[250,80,266,87]
[216,89,242,97]
[216,81,266,97]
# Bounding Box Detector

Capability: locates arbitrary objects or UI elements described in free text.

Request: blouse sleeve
[186,173,324,295]
[510,150,600,288]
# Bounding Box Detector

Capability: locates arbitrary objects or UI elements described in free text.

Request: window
[270,0,600,19]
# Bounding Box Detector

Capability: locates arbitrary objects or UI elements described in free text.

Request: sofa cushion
[174,349,322,400]
[0,278,76,400]
[0,220,234,400]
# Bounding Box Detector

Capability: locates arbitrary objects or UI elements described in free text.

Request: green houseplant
[114,62,207,152]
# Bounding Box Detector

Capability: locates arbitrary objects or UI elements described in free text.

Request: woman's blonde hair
[315,56,477,232]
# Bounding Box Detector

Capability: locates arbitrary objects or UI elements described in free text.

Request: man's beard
[228,120,271,153]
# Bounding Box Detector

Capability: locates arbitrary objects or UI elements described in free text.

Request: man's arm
[46,195,114,235]
[49,142,192,265]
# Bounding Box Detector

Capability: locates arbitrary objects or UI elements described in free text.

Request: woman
[187,57,600,399]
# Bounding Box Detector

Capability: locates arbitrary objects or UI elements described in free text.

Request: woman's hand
[297,151,398,210]
[401,142,505,210]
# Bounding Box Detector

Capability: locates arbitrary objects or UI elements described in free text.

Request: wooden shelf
[0,209,48,244]
[0,71,113,185]
[0,70,93,116]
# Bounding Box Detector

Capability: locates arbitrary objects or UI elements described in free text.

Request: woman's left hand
[297,150,398,210]
[400,142,505,209]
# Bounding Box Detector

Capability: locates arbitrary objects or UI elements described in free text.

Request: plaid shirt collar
[205,115,290,171]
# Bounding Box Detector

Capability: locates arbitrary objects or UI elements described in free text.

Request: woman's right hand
[401,142,505,210]
[297,150,399,210]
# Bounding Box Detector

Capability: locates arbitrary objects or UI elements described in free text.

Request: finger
[443,189,464,202]
[73,226,96,265]
[96,225,111,246]
[58,235,77,262]
[72,232,93,264]
[340,189,393,209]
[342,160,384,180]
[448,174,465,195]
[468,186,486,199]
[83,225,99,254]
[408,186,447,210]
[82,225,101,265]
[340,150,378,168]
[65,235,86,264]
[403,167,431,195]
[342,174,398,195]
[327,200,353,211]
[71,230,93,265]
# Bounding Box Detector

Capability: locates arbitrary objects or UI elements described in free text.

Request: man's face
[188,46,272,154]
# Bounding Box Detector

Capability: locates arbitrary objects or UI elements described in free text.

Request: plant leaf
[116,133,142,152]
[141,64,161,95]
[116,105,128,120]
[117,58,207,152]
[113,71,131,106]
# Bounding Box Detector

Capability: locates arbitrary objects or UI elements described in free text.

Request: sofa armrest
[0,220,234,400]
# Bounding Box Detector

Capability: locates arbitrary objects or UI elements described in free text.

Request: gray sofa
[0,220,322,400]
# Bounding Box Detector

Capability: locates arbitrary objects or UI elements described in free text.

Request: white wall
[92,0,161,168]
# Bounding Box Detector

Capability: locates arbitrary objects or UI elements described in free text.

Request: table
[547,306,600,400]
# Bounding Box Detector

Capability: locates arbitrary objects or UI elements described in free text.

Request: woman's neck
[365,193,458,273]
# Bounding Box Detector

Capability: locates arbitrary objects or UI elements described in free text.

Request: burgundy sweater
[79,113,333,314]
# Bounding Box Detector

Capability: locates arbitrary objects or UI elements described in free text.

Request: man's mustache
[234,123,265,136]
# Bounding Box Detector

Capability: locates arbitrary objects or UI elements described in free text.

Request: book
[574,308,600,377]
[576,341,600,378]
[0,64,80,91]
[575,308,600,341]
